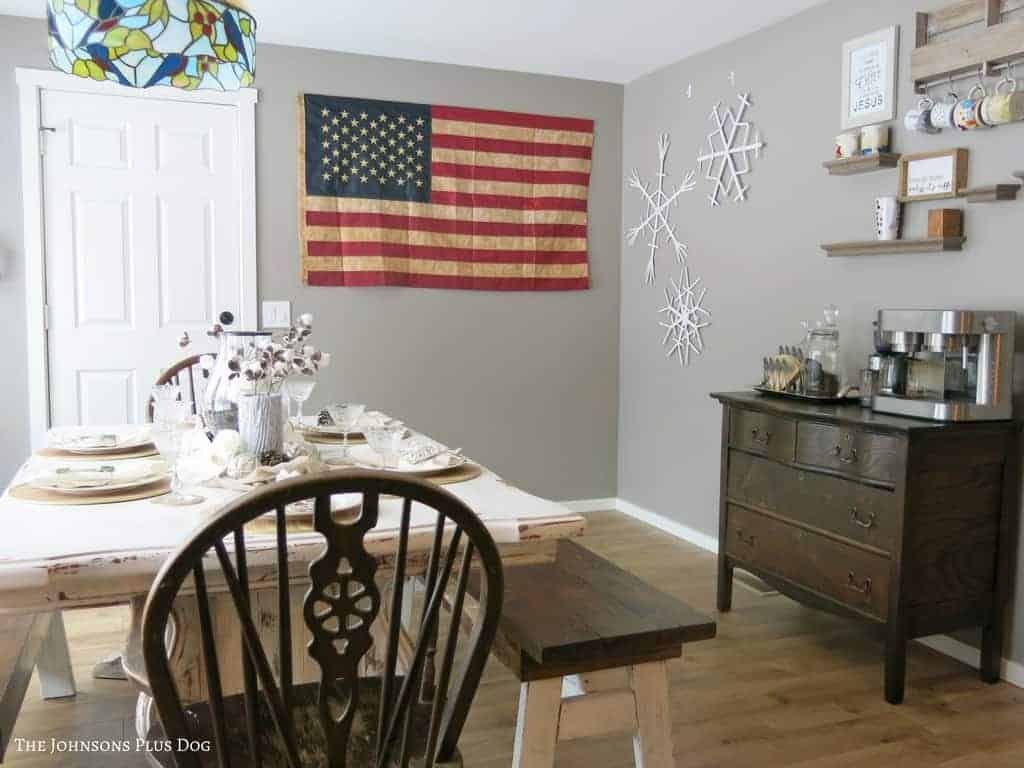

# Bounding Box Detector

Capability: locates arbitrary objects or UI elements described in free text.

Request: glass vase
[237,392,284,460]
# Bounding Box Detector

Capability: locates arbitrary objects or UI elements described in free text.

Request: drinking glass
[152,399,204,506]
[327,402,366,459]
[284,378,316,426]
[366,423,406,468]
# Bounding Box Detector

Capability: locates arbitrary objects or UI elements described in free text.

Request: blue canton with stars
[304,94,432,202]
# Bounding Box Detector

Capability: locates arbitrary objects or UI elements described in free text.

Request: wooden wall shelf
[963,184,1020,203]
[823,153,901,176]
[822,237,966,257]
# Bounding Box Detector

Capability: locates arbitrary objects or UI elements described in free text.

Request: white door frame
[16,68,258,447]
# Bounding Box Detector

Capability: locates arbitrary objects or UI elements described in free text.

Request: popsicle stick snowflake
[626,133,697,285]
[696,92,765,207]
[659,264,711,366]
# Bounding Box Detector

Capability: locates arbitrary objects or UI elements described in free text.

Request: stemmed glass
[284,377,316,427]
[327,402,366,459]
[151,397,205,506]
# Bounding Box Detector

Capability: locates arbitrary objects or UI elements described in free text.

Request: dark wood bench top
[471,540,716,681]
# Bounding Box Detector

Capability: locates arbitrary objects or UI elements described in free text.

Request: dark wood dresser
[711,391,1019,703]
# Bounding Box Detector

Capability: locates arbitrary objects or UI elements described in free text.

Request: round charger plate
[9,477,172,505]
[47,427,152,454]
[35,443,159,460]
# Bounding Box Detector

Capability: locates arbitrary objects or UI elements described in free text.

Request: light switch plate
[262,300,292,329]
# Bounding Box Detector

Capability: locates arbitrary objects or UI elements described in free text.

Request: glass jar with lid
[203,329,272,432]
[801,305,842,397]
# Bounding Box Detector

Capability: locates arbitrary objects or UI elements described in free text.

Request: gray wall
[0,14,623,501]
[620,0,1024,662]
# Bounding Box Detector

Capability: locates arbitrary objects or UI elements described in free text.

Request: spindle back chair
[141,469,504,768]
[147,354,213,422]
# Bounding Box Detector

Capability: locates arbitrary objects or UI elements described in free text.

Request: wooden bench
[472,540,716,767]
[0,612,77,760]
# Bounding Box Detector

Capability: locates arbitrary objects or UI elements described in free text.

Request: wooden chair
[141,469,504,768]
[470,540,716,768]
[147,353,213,422]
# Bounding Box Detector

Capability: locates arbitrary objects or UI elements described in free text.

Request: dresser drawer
[724,505,891,619]
[728,407,796,462]
[795,423,904,484]
[727,451,898,553]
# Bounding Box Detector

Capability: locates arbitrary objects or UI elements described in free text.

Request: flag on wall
[298,94,593,290]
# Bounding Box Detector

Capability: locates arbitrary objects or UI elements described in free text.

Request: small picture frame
[841,26,899,130]
[898,149,969,203]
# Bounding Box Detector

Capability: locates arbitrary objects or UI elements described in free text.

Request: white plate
[346,444,466,476]
[30,460,168,494]
[47,426,153,454]
[276,492,363,519]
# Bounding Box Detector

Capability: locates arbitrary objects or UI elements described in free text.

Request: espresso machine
[872,309,1015,421]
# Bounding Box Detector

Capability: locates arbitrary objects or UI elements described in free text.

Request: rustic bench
[472,539,716,767]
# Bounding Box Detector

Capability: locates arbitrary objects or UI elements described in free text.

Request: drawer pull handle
[849,507,877,529]
[847,572,872,595]
[750,427,772,446]
[831,444,859,464]
[735,528,757,547]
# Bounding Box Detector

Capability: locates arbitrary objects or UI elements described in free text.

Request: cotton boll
[299,313,314,328]
[319,352,331,368]
[211,430,243,464]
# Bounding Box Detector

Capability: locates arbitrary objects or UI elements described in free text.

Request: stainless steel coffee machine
[872,309,1015,421]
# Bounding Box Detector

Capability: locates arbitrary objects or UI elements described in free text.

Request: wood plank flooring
[6,510,1023,766]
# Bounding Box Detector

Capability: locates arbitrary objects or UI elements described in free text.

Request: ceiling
[2,0,831,83]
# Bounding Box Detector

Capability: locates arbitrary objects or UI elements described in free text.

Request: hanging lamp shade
[46,0,256,91]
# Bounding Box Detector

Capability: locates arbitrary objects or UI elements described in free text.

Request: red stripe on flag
[431,162,590,187]
[431,133,592,160]
[306,240,588,264]
[430,190,587,212]
[305,211,587,239]
[308,270,590,291]
[430,105,594,133]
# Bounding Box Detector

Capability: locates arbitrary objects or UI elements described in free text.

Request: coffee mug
[860,124,890,155]
[875,196,901,241]
[981,78,1019,125]
[834,132,860,158]
[954,85,986,130]
[904,98,938,133]
[929,92,958,129]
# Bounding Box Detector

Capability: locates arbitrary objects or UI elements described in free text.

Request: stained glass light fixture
[47,0,256,91]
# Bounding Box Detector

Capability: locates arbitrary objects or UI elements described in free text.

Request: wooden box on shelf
[927,208,963,238]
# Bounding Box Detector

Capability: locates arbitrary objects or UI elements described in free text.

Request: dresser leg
[884,632,906,705]
[716,557,733,612]
[981,620,1004,684]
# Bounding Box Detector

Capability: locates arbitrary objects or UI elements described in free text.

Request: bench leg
[631,661,675,768]
[37,611,76,700]
[512,678,561,768]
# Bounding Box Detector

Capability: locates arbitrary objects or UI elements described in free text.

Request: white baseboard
[917,635,1024,688]
[567,495,1020,690]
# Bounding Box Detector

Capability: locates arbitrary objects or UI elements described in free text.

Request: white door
[42,89,243,427]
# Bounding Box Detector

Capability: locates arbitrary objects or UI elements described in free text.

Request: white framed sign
[841,26,899,130]
[898,149,969,202]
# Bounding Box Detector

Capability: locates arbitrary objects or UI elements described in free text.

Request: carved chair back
[142,470,504,768]
[147,354,213,422]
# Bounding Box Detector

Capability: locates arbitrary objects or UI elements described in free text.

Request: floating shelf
[962,184,1020,203]
[822,237,966,257]
[822,153,901,176]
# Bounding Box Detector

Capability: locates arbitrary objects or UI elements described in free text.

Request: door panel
[44,90,239,428]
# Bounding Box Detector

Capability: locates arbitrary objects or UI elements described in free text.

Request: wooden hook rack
[913,0,1024,93]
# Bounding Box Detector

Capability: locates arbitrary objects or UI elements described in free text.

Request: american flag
[299,94,593,290]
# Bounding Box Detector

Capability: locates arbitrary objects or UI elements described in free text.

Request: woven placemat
[9,477,172,505]
[35,443,159,461]
[245,463,484,534]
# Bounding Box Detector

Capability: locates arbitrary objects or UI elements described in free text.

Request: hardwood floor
[7,510,1024,766]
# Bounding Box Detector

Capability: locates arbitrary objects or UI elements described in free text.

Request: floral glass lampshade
[46,0,256,91]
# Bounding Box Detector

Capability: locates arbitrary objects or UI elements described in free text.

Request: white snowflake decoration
[696,92,764,207]
[659,264,711,366]
[626,133,696,285]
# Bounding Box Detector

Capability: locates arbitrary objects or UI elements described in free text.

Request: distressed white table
[0,440,585,752]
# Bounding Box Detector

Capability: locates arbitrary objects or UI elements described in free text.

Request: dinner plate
[29,460,169,495]
[346,444,467,476]
[299,411,394,437]
[47,426,153,454]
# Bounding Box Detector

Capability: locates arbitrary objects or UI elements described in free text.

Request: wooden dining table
[0,422,585,758]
